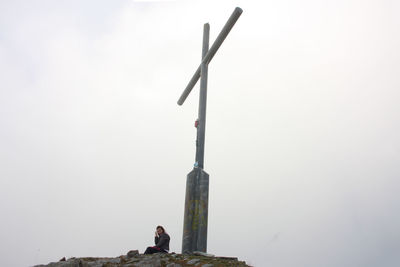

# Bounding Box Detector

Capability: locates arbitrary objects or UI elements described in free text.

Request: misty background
[1,0,399,266]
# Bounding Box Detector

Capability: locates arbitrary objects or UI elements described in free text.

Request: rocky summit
[34,250,251,267]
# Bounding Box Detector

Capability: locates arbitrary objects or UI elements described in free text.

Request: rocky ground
[34,250,251,267]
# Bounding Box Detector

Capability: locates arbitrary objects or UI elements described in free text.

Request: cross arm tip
[235,7,243,13]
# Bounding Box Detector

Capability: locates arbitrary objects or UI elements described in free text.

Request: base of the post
[182,168,209,254]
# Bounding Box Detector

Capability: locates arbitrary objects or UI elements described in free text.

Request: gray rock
[187,258,201,265]
[86,258,120,267]
[34,252,250,267]
[135,256,161,267]
[34,258,82,267]
[216,256,238,261]
[87,262,102,267]
[127,250,139,258]
[193,251,215,257]
[125,257,140,263]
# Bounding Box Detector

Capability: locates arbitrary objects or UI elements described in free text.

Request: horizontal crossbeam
[177,7,243,105]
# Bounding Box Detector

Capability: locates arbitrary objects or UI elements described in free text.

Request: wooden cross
[178,7,243,253]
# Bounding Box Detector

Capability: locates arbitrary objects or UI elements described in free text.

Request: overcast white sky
[1,0,400,266]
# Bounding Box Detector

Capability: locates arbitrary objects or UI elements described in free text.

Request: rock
[34,251,250,267]
[127,250,139,258]
[193,251,215,257]
[135,257,161,267]
[59,257,66,262]
[216,256,238,261]
[35,258,82,267]
[187,258,201,265]
[124,258,140,265]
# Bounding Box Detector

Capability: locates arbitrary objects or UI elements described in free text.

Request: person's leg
[144,247,153,254]
[144,246,160,254]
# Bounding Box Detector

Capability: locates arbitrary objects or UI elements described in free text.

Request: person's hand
[155,231,158,237]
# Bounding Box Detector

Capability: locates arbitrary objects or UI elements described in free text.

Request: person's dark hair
[156,225,166,234]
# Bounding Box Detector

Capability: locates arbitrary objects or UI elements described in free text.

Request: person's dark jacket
[155,233,170,252]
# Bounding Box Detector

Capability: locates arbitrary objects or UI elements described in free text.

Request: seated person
[144,225,170,254]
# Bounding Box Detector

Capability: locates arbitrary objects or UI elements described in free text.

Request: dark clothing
[144,246,167,254]
[155,233,170,252]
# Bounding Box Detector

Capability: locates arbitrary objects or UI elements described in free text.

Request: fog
[0,0,399,266]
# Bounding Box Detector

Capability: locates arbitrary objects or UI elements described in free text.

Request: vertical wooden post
[180,7,243,254]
